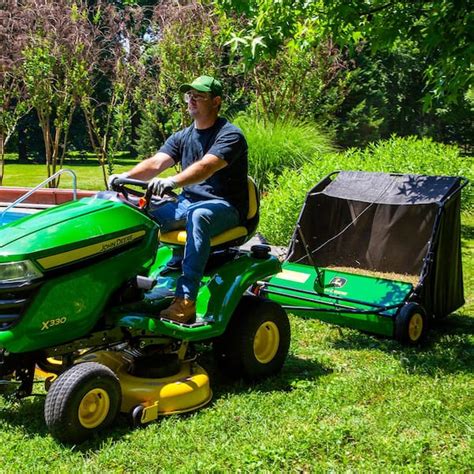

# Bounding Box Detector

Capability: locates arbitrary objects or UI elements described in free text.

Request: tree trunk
[0,137,4,186]
[40,117,52,186]
[83,109,108,188]
[51,122,62,187]
[129,103,139,157]
[56,107,75,188]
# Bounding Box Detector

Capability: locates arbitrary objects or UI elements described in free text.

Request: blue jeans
[150,195,240,300]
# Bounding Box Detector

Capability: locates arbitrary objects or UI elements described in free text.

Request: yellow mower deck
[36,351,212,421]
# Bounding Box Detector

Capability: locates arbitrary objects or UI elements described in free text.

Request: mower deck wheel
[44,362,121,444]
[213,295,290,381]
[395,302,427,345]
[130,404,145,428]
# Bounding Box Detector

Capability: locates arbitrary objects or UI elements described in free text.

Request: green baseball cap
[179,75,223,96]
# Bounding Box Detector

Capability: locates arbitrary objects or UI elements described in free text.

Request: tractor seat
[160,176,259,249]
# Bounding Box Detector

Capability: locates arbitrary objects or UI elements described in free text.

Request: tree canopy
[321,0,473,106]
[215,0,473,106]
[1,0,472,185]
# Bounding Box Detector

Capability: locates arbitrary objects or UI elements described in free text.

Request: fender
[115,252,282,342]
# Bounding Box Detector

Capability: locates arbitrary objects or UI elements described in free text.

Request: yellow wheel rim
[254,321,280,364]
[408,313,424,341]
[78,388,110,429]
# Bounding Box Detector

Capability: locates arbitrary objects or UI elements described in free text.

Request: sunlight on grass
[2,161,177,191]
[2,163,132,191]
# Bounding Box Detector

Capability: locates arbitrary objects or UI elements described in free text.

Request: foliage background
[2,0,472,182]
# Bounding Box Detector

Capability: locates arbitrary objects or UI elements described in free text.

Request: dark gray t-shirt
[159,117,249,222]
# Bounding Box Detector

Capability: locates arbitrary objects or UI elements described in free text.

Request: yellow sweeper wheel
[395,302,428,345]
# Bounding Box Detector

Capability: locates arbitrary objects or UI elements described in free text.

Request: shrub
[260,135,473,246]
[233,114,334,191]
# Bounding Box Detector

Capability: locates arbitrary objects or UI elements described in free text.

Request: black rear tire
[395,302,427,346]
[214,295,290,381]
[44,362,121,444]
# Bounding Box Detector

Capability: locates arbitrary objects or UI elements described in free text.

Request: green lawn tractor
[257,171,468,346]
[0,177,290,444]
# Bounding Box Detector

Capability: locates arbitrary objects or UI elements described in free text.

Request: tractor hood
[0,197,158,271]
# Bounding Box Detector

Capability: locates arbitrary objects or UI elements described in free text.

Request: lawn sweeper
[258,171,468,345]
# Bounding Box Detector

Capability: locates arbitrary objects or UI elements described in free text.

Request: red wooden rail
[0,187,97,205]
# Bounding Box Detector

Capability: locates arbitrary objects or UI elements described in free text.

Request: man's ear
[212,96,222,110]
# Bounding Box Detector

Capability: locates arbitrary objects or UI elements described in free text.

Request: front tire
[214,295,290,381]
[44,362,121,444]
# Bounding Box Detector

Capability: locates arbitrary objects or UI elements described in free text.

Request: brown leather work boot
[160,297,196,323]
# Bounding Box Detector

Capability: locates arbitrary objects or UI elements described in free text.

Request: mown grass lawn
[0,165,472,471]
[1,161,135,191]
[1,159,174,191]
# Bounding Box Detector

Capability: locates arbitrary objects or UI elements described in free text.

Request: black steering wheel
[110,177,177,211]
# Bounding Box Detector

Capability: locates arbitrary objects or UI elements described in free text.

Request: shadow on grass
[329,312,474,376]
[0,392,132,450]
[0,394,49,438]
[199,351,331,401]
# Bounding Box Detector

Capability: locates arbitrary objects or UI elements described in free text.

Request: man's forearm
[173,155,226,188]
[127,153,175,180]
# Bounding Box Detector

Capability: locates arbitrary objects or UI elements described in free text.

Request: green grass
[1,163,134,191]
[1,158,176,191]
[233,115,334,191]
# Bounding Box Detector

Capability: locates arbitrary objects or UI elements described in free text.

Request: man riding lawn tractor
[0,74,465,442]
[109,75,248,324]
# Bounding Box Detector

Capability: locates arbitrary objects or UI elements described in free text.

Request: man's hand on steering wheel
[148,177,177,197]
[108,172,129,191]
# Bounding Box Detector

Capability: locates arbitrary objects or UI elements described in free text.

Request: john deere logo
[330,277,347,288]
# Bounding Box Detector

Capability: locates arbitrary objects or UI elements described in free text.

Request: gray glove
[108,172,129,190]
[148,177,177,197]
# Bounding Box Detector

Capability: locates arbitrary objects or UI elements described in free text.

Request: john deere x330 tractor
[0,177,290,443]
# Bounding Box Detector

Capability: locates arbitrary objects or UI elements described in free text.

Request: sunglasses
[184,92,211,103]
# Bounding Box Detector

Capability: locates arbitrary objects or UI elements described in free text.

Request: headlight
[0,260,43,282]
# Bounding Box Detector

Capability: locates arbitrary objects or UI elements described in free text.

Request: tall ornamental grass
[260,135,473,246]
[233,115,334,191]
